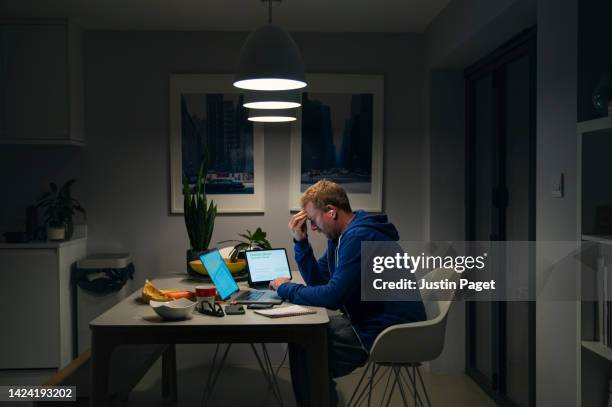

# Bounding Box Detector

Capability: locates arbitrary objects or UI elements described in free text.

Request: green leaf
[252,228,265,241]
[59,179,75,195]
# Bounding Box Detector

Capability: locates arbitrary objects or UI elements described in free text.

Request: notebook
[254,305,316,318]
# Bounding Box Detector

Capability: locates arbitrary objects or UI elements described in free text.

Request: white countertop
[0,237,87,249]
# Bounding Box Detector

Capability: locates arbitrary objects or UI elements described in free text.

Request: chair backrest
[420,267,459,319]
[368,267,458,364]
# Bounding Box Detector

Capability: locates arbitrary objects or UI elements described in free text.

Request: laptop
[245,248,293,289]
[199,249,283,305]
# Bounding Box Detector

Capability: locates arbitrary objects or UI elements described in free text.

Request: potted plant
[183,154,217,277]
[219,227,272,263]
[36,179,86,241]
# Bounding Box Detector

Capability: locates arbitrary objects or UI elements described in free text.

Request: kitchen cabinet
[0,238,86,369]
[0,20,84,145]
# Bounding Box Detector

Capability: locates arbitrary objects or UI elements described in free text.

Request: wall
[536,0,579,405]
[0,30,426,365]
[427,70,466,373]
[0,30,425,275]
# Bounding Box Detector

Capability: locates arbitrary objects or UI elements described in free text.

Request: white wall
[535,0,578,405]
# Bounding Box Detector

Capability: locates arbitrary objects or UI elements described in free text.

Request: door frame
[464,26,537,407]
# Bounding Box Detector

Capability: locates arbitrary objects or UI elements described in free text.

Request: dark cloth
[289,314,368,407]
[277,210,427,350]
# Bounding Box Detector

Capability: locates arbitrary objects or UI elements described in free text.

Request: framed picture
[289,74,384,212]
[169,74,264,214]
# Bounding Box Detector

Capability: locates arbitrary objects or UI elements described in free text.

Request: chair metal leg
[384,364,399,407]
[393,366,409,407]
[347,362,371,407]
[400,366,425,407]
[249,344,284,406]
[262,344,284,406]
[378,366,393,407]
[416,366,432,407]
[367,363,375,407]
[353,364,385,407]
[380,368,391,405]
[201,344,232,407]
[412,366,418,407]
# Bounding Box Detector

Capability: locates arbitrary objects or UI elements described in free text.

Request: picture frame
[289,74,384,212]
[169,74,265,214]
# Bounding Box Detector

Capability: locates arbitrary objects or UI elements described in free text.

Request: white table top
[91,274,329,328]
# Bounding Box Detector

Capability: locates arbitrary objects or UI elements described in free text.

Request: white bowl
[150,298,196,320]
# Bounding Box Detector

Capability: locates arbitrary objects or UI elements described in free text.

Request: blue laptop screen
[199,250,239,300]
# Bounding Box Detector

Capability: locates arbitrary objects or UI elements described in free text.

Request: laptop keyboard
[235,291,264,301]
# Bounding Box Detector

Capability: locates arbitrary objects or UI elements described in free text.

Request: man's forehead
[303,202,320,217]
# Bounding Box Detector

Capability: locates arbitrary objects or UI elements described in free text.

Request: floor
[0,360,495,407]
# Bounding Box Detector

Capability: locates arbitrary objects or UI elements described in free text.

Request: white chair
[347,267,459,407]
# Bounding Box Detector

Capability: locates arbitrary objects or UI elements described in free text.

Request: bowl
[188,258,247,276]
[150,298,196,320]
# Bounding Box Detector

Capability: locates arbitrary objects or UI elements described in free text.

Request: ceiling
[0,0,451,32]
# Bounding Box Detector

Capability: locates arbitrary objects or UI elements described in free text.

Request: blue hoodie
[277,210,427,350]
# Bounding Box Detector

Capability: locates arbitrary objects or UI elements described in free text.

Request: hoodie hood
[344,210,400,241]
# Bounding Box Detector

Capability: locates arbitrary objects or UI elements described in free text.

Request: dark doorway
[465,27,536,406]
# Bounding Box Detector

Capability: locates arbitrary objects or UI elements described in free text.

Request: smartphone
[247,303,274,310]
[224,304,245,315]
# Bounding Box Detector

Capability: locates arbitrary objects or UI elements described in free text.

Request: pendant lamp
[248,108,297,122]
[243,90,301,109]
[234,0,306,91]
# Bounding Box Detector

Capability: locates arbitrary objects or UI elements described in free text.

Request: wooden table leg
[162,344,178,401]
[90,330,116,407]
[304,325,329,407]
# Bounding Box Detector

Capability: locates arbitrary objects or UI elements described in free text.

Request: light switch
[551,173,564,198]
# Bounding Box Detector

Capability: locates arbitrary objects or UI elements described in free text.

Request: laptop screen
[245,249,292,284]
[199,249,239,300]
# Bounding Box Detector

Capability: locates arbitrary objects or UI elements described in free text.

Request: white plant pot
[47,226,65,241]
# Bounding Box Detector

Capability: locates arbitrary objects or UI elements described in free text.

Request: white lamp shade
[234,24,306,91]
[248,108,297,122]
[243,90,301,109]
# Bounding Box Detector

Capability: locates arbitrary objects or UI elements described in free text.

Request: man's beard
[323,228,341,241]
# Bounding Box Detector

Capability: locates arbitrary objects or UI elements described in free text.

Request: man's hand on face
[269,277,290,291]
[288,210,308,241]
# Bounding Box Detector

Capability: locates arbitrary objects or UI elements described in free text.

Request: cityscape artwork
[170,74,265,213]
[181,93,254,195]
[289,74,384,212]
[301,92,373,193]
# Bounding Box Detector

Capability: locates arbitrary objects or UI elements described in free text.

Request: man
[270,180,426,407]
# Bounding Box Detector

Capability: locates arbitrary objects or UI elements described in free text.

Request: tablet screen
[246,249,292,283]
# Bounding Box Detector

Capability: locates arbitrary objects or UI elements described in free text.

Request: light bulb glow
[243,101,301,109]
[248,116,297,122]
[234,78,307,91]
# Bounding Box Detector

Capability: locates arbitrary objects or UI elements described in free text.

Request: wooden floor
[124,360,496,407]
[0,360,495,407]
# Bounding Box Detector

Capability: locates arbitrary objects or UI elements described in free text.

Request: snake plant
[183,155,217,252]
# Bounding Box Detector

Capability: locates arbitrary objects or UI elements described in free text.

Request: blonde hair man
[270,180,426,407]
